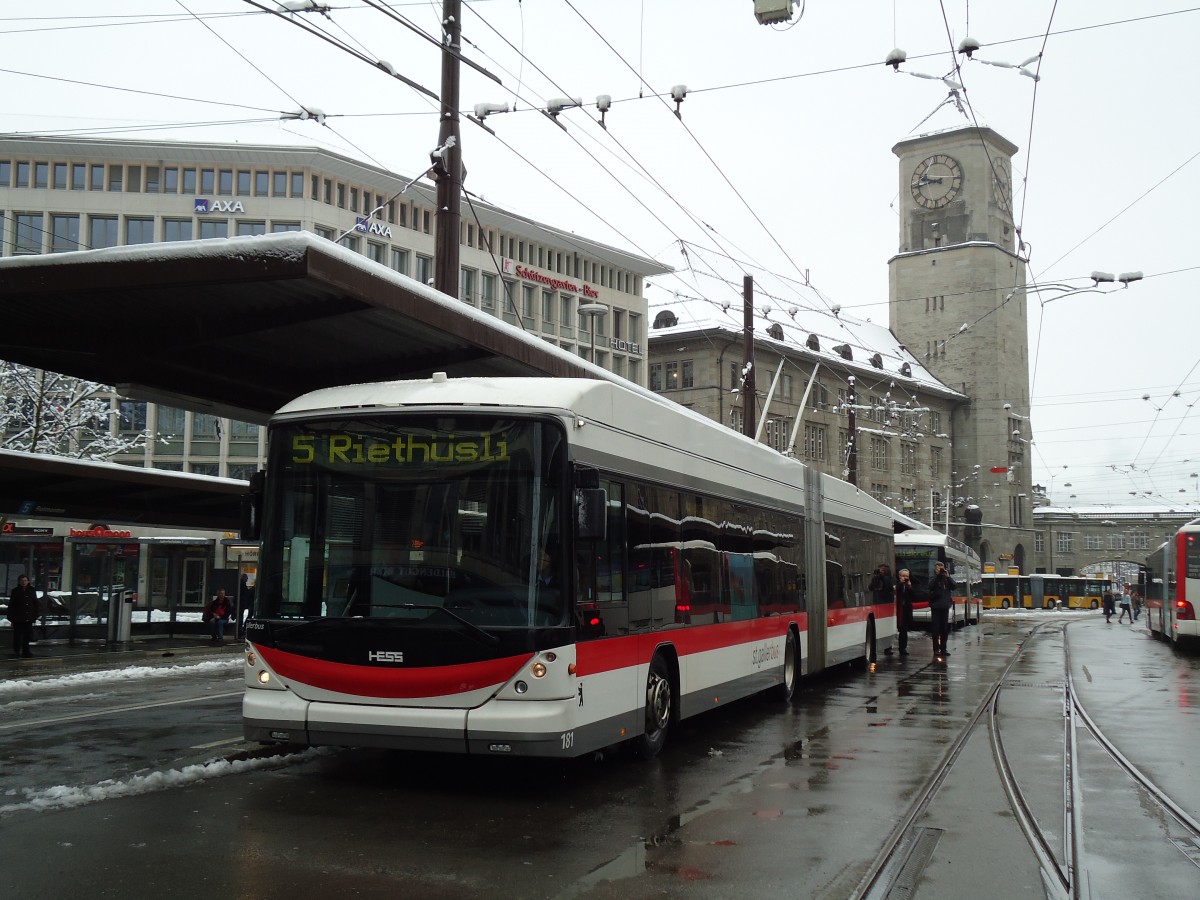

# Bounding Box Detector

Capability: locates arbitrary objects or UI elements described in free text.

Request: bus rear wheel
[1002,599,1010,610]
[633,654,673,759]
[769,629,798,702]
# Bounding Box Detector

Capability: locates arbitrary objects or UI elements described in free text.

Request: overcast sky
[3,1,1198,510]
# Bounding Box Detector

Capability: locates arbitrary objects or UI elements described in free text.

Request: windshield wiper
[394,603,501,647]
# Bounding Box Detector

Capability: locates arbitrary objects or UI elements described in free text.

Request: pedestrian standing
[926,561,956,658]
[1102,589,1115,624]
[1117,583,1133,624]
[895,568,916,657]
[8,574,40,659]
[204,589,233,644]
[1132,590,1143,621]
[238,573,254,628]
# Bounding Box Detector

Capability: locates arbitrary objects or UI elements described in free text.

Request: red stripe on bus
[255,645,530,699]
[575,615,810,676]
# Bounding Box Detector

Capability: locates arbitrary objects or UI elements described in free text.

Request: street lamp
[578,303,608,362]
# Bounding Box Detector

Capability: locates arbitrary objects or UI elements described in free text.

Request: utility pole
[742,275,756,438]
[432,0,462,299]
[846,375,858,486]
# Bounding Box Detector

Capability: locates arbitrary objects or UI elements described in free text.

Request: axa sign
[194,198,245,214]
[355,217,393,238]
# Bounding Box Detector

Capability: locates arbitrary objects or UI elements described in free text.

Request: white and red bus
[1144,519,1200,648]
[894,529,982,628]
[241,374,899,758]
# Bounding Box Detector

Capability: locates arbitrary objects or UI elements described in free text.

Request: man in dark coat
[8,574,40,658]
[895,568,917,656]
[926,561,956,658]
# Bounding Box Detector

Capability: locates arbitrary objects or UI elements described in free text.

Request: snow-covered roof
[645,294,965,400]
[1033,505,1200,519]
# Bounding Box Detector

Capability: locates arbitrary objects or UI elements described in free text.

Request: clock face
[992,159,1012,215]
[910,154,962,209]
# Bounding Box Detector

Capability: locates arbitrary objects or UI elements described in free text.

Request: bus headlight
[530,661,548,678]
[246,651,258,667]
[257,670,272,685]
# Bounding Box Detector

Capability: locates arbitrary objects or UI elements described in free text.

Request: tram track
[855,620,1200,900]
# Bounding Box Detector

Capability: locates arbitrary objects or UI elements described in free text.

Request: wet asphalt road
[0,613,1195,900]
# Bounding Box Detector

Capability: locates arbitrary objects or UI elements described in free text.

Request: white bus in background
[894,529,982,628]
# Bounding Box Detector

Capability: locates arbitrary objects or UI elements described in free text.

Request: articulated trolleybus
[1144,518,1200,647]
[242,374,899,759]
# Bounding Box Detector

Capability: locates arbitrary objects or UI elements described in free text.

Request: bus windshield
[253,415,568,629]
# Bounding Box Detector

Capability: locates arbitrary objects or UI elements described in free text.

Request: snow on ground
[0,657,242,697]
[0,748,327,816]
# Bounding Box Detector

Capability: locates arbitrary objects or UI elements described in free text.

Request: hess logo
[368,650,404,663]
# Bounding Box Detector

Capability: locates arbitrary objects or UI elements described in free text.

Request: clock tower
[888,126,1033,570]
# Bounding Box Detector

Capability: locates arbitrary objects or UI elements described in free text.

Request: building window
[366,241,385,264]
[1056,532,1074,553]
[34,162,49,189]
[481,273,496,310]
[930,411,942,435]
[164,167,179,192]
[730,407,743,433]
[270,222,301,233]
[930,446,943,476]
[765,417,790,452]
[90,216,118,249]
[182,168,197,193]
[336,183,345,208]
[542,290,554,323]
[118,401,148,432]
[125,218,155,244]
[649,363,663,392]
[521,284,535,318]
[163,219,193,242]
[272,171,287,196]
[1108,534,1126,551]
[900,441,917,476]
[89,164,104,191]
[218,169,233,195]
[870,483,888,503]
[199,220,228,240]
[665,361,679,390]
[871,436,889,470]
[804,424,826,461]
[1085,534,1103,551]
[339,233,359,253]
[15,161,30,188]
[291,172,304,197]
[53,162,68,190]
[391,248,409,275]
[1035,532,1045,553]
[459,267,476,304]
[255,171,269,196]
[14,213,42,254]
[108,165,123,192]
[193,414,219,438]
[145,166,160,193]
[415,255,432,285]
[780,373,793,401]
[681,359,694,389]
[236,221,266,237]
[560,294,574,329]
[156,407,186,436]
[50,215,81,253]
[201,169,215,193]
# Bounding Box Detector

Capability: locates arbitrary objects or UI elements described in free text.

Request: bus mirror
[240,471,265,541]
[576,488,607,541]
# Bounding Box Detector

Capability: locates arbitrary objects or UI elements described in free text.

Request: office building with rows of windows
[0,134,670,478]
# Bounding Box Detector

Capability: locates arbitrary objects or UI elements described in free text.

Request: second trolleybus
[1143,518,1200,647]
[893,529,982,628]
[241,374,905,759]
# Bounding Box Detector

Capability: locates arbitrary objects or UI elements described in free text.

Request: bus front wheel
[633,654,673,759]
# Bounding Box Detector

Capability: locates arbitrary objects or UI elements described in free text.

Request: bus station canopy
[0,233,607,527]
[0,233,599,425]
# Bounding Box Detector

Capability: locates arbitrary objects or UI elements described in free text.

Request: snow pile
[0,657,241,697]
[0,748,325,815]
